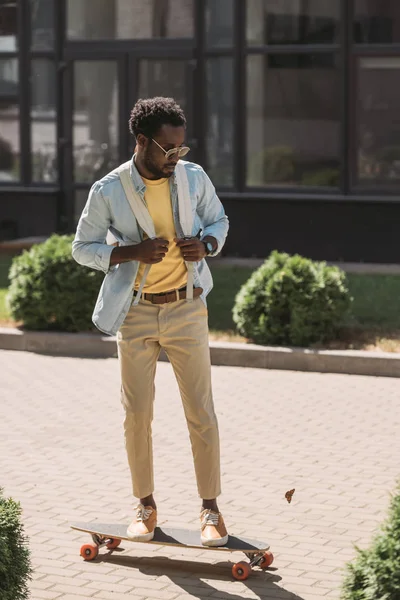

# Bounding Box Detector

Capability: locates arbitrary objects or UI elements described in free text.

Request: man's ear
[136,133,147,148]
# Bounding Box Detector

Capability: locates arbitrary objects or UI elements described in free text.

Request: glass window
[206,58,233,186]
[356,57,400,186]
[0,58,19,181]
[73,61,119,183]
[137,59,193,154]
[206,0,234,48]
[247,53,340,187]
[0,0,17,51]
[31,60,57,182]
[74,189,89,224]
[138,60,187,110]
[354,0,400,44]
[67,0,194,40]
[30,0,54,50]
[247,0,340,46]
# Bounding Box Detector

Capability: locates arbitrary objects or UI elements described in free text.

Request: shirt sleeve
[197,169,229,256]
[71,181,115,274]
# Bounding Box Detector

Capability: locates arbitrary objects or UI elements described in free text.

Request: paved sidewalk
[1,350,399,600]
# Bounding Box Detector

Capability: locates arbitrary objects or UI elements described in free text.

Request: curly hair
[129,97,186,139]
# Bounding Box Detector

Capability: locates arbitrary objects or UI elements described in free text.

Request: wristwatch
[203,240,214,255]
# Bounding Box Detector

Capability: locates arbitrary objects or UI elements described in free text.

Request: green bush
[248,146,295,185]
[301,167,340,187]
[341,482,400,600]
[0,488,32,600]
[232,251,352,346]
[7,234,103,332]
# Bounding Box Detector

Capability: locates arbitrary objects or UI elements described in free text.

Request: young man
[72,97,229,546]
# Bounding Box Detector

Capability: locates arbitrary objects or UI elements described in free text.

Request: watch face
[206,242,213,254]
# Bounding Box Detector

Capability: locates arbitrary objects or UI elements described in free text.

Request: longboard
[70,522,273,580]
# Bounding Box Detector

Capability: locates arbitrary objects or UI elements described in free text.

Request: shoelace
[202,511,219,527]
[135,505,153,522]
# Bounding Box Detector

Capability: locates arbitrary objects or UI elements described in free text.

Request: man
[72,97,229,546]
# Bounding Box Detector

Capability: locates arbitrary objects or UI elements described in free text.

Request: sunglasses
[151,138,190,160]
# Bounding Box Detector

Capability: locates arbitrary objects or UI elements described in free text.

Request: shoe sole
[201,534,229,547]
[126,529,155,542]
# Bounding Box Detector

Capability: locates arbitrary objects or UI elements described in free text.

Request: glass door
[132,57,197,160]
[62,51,198,230]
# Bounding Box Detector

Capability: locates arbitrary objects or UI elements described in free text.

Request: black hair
[128,97,186,139]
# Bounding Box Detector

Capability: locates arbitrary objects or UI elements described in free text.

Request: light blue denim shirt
[72,157,229,336]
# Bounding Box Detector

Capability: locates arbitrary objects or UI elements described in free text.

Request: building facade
[1,0,400,262]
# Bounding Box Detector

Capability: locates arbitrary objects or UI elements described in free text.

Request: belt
[133,286,203,305]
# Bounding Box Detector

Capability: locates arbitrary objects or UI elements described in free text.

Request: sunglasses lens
[165,146,190,160]
[178,147,190,158]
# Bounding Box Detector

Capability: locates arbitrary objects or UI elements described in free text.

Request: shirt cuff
[94,244,115,273]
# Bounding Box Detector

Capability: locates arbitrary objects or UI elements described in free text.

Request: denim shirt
[72,157,229,336]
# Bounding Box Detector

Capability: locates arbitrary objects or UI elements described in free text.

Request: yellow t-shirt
[134,176,188,293]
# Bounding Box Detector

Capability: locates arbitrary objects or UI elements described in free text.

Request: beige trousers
[116,295,221,500]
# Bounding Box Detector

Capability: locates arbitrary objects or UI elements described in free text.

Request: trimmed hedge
[7,234,103,332]
[232,251,352,347]
[341,482,400,599]
[0,488,32,600]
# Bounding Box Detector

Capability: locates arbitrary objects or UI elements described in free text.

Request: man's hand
[136,238,169,264]
[174,237,207,262]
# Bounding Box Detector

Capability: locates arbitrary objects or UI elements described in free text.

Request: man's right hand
[135,238,169,264]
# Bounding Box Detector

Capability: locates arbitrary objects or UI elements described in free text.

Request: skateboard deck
[70,522,273,580]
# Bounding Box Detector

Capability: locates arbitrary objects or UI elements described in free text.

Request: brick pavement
[1,349,399,600]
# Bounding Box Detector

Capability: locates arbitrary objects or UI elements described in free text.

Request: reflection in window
[357,57,400,185]
[206,0,234,48]
[0,58,19,181]
[73,62,119,183]
[137,60,192,154]
[247,0,339,45]
[74,189,90,225]
[31,60,57,182]
[0,1,17,51]
[31,0,54,50]
[206,58,233,186]
[67,0,193,40]
[354,0,400,44]
[247,54,340,187]
[138,60,186,111]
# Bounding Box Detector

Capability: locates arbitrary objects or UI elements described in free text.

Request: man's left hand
[174,237,207,262]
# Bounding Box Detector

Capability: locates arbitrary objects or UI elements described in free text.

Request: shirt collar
[130,154,178,192]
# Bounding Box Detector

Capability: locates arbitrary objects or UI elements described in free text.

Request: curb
[1,327,399,378]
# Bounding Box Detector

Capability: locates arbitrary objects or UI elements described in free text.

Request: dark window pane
[31,60,57,182]
[247,0,339,46]
[67,0,194,40]
[0,1,17,51]
[73,62,119,183]
[137,59,194,158]
[247,54,340,188]
[31,0,54,50]
[0,58,19,181]
[206,58,233,186]
[75,189,89,224]
[357,57,400,186]
[354,0,400,44]
[138,60,187,109]
[206,0,234,48]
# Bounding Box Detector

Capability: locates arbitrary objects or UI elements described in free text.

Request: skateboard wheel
[80,544,99,561]
[259,551,274,569]
[106,538,121,550]
[232,561,251,581]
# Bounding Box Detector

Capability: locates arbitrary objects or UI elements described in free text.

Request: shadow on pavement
[95,551,306,600]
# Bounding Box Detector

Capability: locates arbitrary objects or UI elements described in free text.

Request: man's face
[137,124,186,179]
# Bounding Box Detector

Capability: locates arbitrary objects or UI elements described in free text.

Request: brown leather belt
[134,287,203,305]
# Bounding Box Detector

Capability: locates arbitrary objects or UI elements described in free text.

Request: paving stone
[1,350,399,599]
